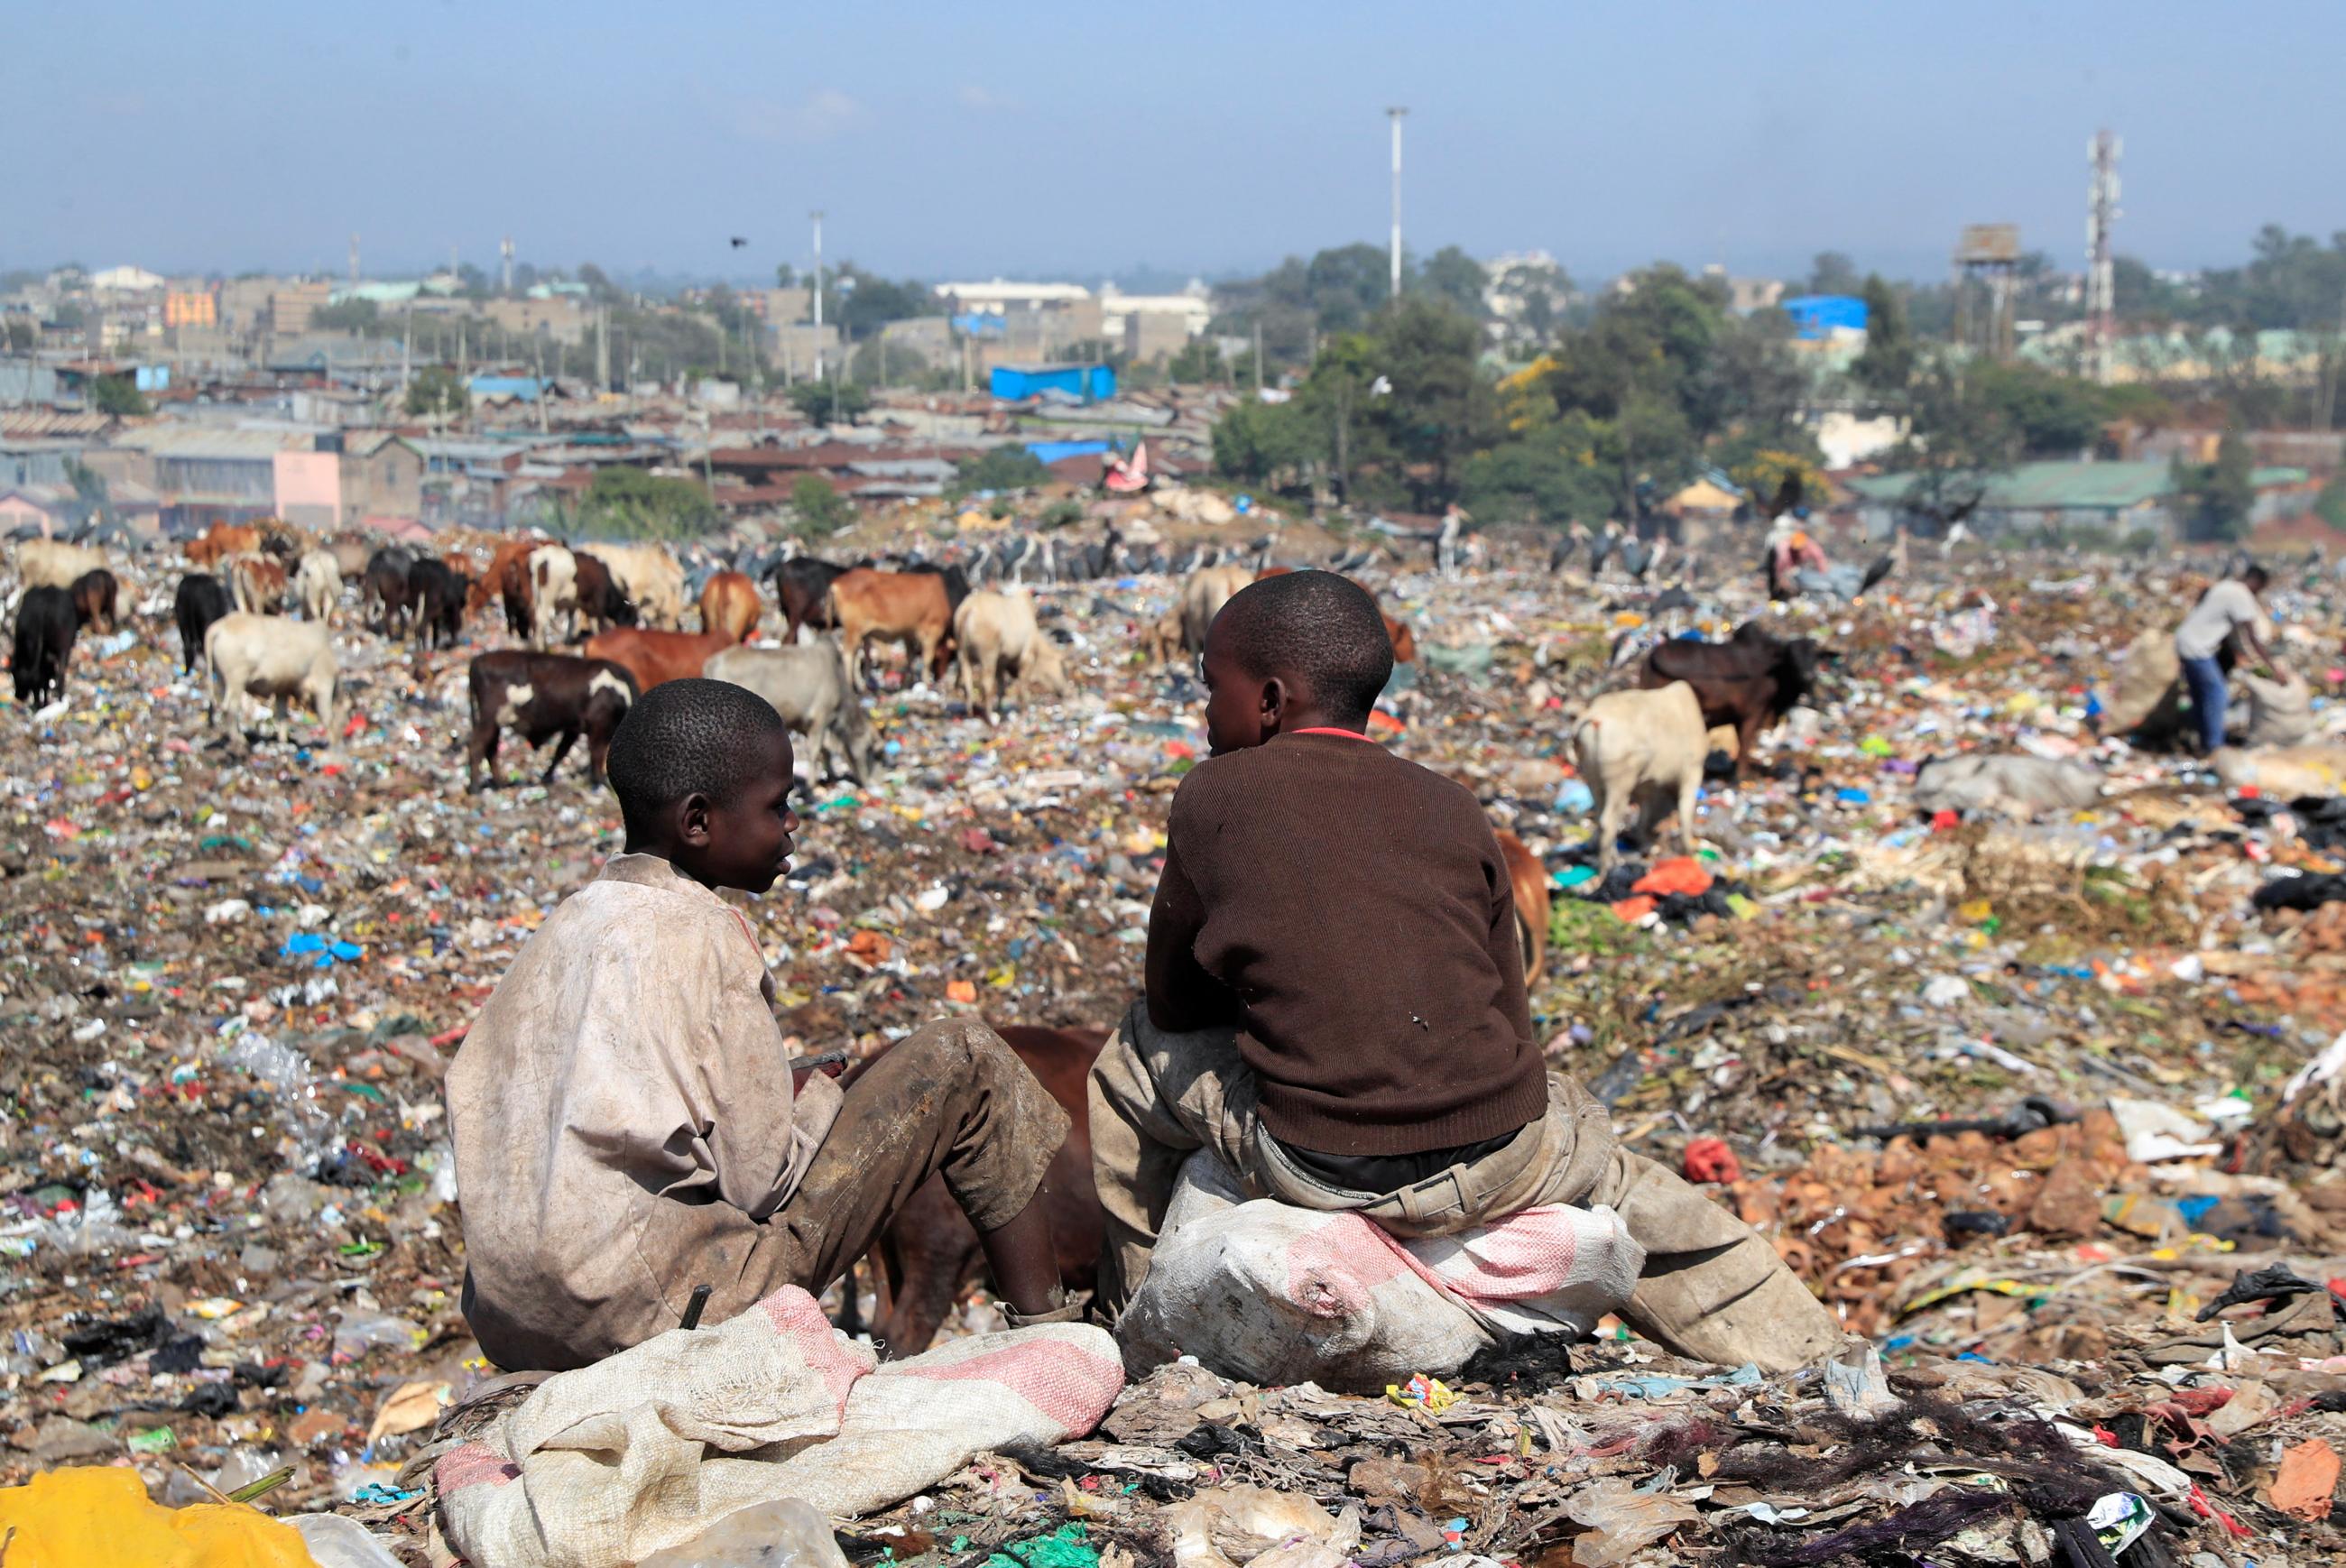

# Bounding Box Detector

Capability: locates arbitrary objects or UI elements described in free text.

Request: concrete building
[338,430,425,525]
[482,296,587,346]
[269,281,333,341]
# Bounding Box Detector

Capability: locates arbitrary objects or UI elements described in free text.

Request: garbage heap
[0,546,2342,1563]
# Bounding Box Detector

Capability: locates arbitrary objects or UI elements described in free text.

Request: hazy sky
[15,0,2341,289]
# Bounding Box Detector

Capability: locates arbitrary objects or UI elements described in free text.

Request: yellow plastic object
[0,1468,317,1568]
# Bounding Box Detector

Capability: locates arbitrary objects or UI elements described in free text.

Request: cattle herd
[8,520,1831,909]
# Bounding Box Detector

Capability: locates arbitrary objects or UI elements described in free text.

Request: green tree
[1354,298,1493,508]
[404,365,468,419]
[88,374,148,418]
[787,380,872,424]
[1969,361,2107,457]
[1879,353,2019,530]
[1850,274,1913,408]
[1801,251,1864,297]
[1212,396,1323,488]
[1418,246,1488,318]
[775,263,799,289]
[952,446,1052,495]
[2174,430,2256,542]
[789,475,852,538]
[575,465,718,540]
[1166,336,1227,385]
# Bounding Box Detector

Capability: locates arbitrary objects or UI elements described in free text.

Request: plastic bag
[0,1466,314,1568]
[635,1498,851,1568]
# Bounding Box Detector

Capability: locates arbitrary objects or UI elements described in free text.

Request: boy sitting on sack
[1089,571,1838,1370]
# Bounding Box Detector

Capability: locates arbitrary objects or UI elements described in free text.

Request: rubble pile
[3,537,2344,1563]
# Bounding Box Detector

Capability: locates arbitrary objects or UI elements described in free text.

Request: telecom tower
[2084,130,2121,384]
[500,236,516,295]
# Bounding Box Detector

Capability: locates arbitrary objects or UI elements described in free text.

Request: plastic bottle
[635,1498,852,1568]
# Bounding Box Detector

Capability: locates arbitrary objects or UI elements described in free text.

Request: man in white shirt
[2173,566,2281,754]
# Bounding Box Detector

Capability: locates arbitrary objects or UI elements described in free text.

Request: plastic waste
[633,1496,852,1568]
[1560,1478,1700,1567]
[291,1513,409,1568]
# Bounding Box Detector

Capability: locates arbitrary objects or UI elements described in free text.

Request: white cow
[15,540,108,592]
[1572,680,1707,877]
[205,613,340,746]
[592,542,688,629]
[527,545,578,650]
[952,589,1070,720]
[293,549,342,623]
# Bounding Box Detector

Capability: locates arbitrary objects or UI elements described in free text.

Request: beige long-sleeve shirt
[448,853,842,1370]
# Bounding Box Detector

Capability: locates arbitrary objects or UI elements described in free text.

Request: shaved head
[1207,571,1393,727]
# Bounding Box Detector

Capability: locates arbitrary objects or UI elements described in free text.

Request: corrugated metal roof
[115,426,309,460]
[0,409,111,438]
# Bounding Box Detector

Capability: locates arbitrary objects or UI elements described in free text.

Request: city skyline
[13,0,2345,288]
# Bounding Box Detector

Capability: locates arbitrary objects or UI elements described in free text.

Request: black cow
[466,650,640,789]
[1638,621,1829,781]
[407,558,470,650]
[770,557,851,643]
[12,586,78,707]
[365,548,417,637]
[173,573,235,674]
[902,560,971,613]
[68,569,118,634]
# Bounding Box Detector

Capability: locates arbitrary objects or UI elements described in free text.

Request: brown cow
[227,553,289,615]
[67,569,118,635]
[697,570,762,643]
[469,540,542,631]
[861,1024,1104,1355]
[1253,566,1416,662]
[580,626,743,693]
[187,523,262,567]
[827,567,955,690]
[1495,829,1550,986]
[572,552,636,634]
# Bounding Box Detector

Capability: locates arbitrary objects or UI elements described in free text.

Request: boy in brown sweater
[1089,572,1838,1370]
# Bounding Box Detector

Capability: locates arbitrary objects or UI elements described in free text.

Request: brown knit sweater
[1145,730,1547,1156]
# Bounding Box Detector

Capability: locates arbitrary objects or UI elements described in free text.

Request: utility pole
[348,234,360,288]
[1387,106,1408,302]
[596,307,610,393]
[2084,129,2120,385]
[810,210,826,380]
[1253,319,1264,394]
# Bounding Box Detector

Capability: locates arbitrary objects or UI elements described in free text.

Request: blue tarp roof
[466,374,544,401]
[1023,439,1111,466]
[1780,295,1868,339]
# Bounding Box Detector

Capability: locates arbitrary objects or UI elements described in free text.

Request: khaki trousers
[1086,1002,1838,1373]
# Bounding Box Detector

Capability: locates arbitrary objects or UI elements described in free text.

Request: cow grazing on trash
[1574,680,1709,878]
[67,569,118,635]
[1636,621,1826,781]
[12,585,78,707]
[204,613,340,746]
[527,545,578,650]
[293,549,341,623]
[466,650,639,789]
[581,625,744,694]
[769,557,851,643]
[364,548,417,637]
[827,567,957,690]
[571,552,637,635]
[704,643,879,786]
[184,524,259,568]
[408,557,471,650]
[173,574,234,672]
[591,542,688,630]
[697,569,762,643]
[952,589,1072,721]
[853,1023,1106,1354]
[227,553,289,616]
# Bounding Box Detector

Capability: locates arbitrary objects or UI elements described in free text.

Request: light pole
[1387,106,1408,302]
[810,210,826,381]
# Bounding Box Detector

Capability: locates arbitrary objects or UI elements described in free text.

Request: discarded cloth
[0,1466,315,1568]
[438,1286,1122,1568]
